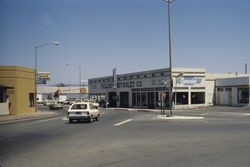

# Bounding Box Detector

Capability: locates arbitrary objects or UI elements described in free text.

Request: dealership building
[216,76,250,106]
[88,68,249,109]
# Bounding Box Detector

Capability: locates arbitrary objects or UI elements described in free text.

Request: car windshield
[71,104,87,110]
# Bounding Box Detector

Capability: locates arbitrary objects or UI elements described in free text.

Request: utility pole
[164,0,175,117]
[245,63,248,74]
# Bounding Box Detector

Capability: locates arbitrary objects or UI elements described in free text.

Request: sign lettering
[100,81,143,89]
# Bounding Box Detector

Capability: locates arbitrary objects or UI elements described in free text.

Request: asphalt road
[0,106,250,167]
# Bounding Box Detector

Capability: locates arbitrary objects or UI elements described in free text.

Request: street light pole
[164,0,175,117]
[34,42,59,112]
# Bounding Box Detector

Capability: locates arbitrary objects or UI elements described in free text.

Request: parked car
[43,100,53,106]
[49,103,63,110]
[98,100,107,108]
[83,99,99,108]
[68,102,100,123]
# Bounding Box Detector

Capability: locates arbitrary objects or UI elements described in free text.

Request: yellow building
[0,66,35,115]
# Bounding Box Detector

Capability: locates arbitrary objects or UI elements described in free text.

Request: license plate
[69,112,87,116]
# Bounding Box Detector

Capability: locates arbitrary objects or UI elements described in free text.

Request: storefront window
[191,92,205,104]
[148,92,155,109]
[141,92,147,106]
[176,92,188,105]
[132,93,136,106]
[137,92,141,106]
[217,88,224,92]
[238,88,249,104]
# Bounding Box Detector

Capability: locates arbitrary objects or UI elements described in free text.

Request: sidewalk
[108,106,250,113]
[0,111,58,124]
[109,107,161,113]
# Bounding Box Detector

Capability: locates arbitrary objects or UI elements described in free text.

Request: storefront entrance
[108,92,117,107]
[148,92,155,109]
[120,92,129,108]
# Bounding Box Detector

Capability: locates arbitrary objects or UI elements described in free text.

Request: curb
[108,108,161,113]
[156,115,204,120]
[0,112,59,124]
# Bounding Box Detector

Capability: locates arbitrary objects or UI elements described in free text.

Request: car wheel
[96,114,100,121]
[89,116,93,123]
[69,119,73,124]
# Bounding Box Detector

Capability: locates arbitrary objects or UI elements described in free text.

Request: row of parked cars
[42,99,102,110]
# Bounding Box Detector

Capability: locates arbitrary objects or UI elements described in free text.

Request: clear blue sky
[1,0,249,85]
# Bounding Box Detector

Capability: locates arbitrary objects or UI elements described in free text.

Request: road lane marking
[36,116,64,123]
[114,119,133,126]
[156,115,204,120]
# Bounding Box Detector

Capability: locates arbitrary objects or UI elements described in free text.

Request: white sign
[176,77,204,86]
[37,72,51,80]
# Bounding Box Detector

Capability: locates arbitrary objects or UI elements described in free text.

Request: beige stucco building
[0,66,35,115]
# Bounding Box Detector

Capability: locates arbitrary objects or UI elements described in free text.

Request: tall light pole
[66,63,82,100]
[34,41,59,112]
[164,0,175,116]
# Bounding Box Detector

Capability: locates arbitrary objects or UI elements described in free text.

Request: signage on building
[101,81,143,89]
[176,77,204,86]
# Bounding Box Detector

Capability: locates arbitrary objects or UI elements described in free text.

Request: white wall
[232,88,238,105]
[206,80,215,105]
[216,76,249,87]
[0,98,9,115]
[216,76,250,106]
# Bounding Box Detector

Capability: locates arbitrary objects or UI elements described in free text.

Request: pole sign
[80,88,87,94]
[37,72,51,80]
[36,79,46,85]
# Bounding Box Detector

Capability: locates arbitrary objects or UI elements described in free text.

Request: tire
[89,116,93,123]
[96,114,100,121]
[69,119,73,124]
